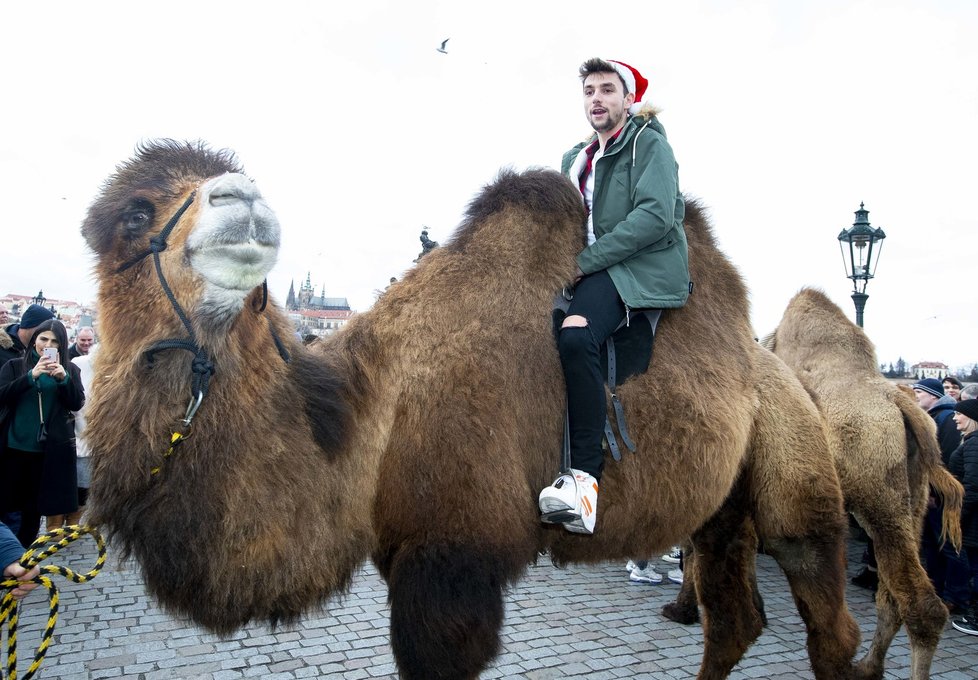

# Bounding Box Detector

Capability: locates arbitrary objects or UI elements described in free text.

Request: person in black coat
[947,397,978,635]
[0,319,84,549]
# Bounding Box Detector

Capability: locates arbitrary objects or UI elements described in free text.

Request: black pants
[2,448,44,549]
[558,271,626,481]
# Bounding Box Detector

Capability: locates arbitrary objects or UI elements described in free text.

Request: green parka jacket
[561,113,690,310]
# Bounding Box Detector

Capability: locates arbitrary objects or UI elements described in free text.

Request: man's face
[943,381,960,400]
[17,326,35,347]
[913,388,938,410]
[583,72,634,134]
[0,306,8,324]
[75,330,95,354]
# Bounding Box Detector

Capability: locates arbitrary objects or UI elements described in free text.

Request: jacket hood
[1,325,16,351]
[931,396,958,411]
[631,103,665,135]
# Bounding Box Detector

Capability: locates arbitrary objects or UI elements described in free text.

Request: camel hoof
[661,600,699,625]
[852,656,883,680]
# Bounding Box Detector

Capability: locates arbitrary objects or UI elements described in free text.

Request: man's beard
[589,108,624,133]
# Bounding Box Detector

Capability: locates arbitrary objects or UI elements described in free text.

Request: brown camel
[666,288,964,680]
[764,288,963,680]
[83,141,859,679]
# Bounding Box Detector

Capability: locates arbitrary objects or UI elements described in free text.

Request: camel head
[82,141,377,634]
[82,140,281,336]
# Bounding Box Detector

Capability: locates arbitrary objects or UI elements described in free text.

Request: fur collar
[0,326,14,351]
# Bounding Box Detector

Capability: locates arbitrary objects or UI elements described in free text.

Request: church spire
[286,280,296,310]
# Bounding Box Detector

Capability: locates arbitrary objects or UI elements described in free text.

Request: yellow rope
[150,430,189,475]
[0,526,106,680]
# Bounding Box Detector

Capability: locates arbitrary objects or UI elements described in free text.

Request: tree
[895,357,907,378]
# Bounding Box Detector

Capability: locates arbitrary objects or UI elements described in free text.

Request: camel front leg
[383,542,510,680]
[662,551,700,624]
[663,536,768,628]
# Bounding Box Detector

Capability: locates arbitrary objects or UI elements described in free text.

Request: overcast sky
[2,0,975,370]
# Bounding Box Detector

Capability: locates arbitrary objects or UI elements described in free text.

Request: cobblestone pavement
[7,534,977,679]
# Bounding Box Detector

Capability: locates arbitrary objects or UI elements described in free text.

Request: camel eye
[122,200,155,235]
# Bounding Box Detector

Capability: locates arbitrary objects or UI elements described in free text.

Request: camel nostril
[209,192,247,207]
[206,173,260,206]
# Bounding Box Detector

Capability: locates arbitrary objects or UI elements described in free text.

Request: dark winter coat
[930,397,961,465]
[0,325,24,367]
[948,431,978,549]
[0,357,84,515]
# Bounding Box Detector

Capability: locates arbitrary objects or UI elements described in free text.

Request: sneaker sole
[629,577,662,584]
[662,555,681,564]
[951,620,978,635]
[540,509,580,525]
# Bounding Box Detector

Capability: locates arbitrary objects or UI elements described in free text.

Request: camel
[82,140,860,679]
[763,288,963,679]
[665,288,964,680]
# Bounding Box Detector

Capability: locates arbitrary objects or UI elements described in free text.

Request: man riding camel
[539,58,690,534]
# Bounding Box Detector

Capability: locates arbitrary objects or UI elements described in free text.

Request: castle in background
[1,292,96,338]
[284,273,355,339]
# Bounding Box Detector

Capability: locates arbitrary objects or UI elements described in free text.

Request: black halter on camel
[114,189,290,471]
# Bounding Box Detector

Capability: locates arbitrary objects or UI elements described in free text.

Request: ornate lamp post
[31,290,46,308]
[837,203,886,327]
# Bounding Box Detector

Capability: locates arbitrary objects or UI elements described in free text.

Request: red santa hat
[608,60,649,115]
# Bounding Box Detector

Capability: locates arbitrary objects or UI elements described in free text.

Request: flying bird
[437,38,449,54]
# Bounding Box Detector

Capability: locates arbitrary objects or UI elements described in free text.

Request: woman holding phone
[0,319,84,548]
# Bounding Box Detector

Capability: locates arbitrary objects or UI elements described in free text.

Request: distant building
[1,292,98,339]
[285,273,355,338]
[910,361,950,381]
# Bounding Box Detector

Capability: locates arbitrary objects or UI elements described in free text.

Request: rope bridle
[114,188,291,473]
[115,190,215,428]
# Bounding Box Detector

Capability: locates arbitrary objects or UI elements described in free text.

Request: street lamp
[837,203,885,327]
[31,290,46,308]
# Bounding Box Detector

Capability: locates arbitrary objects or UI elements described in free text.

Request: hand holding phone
[42,347,58,363]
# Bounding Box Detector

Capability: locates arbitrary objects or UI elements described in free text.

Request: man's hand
[3,562,40,600]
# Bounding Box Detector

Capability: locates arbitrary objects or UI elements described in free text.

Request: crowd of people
[1,303,98,600]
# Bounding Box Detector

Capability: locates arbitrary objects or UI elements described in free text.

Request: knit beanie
[954,398,978,422]
[19,304,55,330]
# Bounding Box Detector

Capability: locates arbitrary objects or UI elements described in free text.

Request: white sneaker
[625,560,637,573]
[629,565,662,584]
[667,568,683,584]
[539,469,599,534]
[662,546,681,564]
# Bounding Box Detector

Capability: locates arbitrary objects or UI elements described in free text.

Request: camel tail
[891,387,965,551]
[930,464,964,552]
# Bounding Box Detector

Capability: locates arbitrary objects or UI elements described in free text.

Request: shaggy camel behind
[83,141,859,679]
[760,288,963,680]
[667,291,965,680]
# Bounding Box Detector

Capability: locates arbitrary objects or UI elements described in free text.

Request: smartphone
[42,347,58,362]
